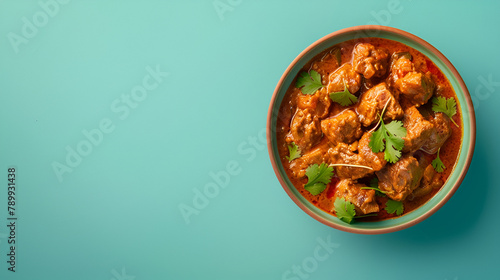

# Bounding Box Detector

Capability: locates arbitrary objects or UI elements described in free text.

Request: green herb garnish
[304,163,333,195]
[431,147,445,173]
[334,197,378,223]
[432,96,459,127]
[385,199,404,215]
[369,101,407,163]
[329,84,358,106]
[285,142,301,162]
[295,70,324,95]
[334,197,356,223]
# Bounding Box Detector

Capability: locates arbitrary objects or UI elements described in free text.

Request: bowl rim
[266,25,476,234]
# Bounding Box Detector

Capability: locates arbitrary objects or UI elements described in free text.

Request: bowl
[266,25,476,234]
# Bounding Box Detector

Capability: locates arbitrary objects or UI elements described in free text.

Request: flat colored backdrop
[0,1,498,279]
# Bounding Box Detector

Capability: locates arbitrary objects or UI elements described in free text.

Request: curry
[276,38,462,222]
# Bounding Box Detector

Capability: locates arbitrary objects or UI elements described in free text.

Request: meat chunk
[327,143,373,180]
[358,131,387,171]
[395,71,435,106]
[352,43,390,79]
[289,142,329,178]
[321,110,363,146]
[310,49,340,78]
[326,130,388,180]
[421,112,452,154]
[326,63,361,94]
[357,82,404,127]
[296,91,331,119]
[376,155,424,201]
[387,55,415,88]
[410,164,442,199]
[402,106,434,153]
[287,108,322,152]
[335,179,379,214]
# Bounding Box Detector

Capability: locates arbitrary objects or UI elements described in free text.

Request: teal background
[0,0,498,279]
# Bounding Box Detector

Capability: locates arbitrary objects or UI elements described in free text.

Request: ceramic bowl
[266,25,476,234]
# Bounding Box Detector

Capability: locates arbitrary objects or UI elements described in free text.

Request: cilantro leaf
[384,130,405,163]
[304,163,333,195]
[431,147,445,173]
[385,120,407,138]
[432,96,459,127]
[432,96,456,118]
[286,142,301,162]
[304,163,333,187]
[334,197,356,223]
[385,199,404,215]
[329,84,358,106]
[369,126,386,153]
[295,70,324,95]
[369,120,407,163]
[370,177,379,188]
[304,183,327,196]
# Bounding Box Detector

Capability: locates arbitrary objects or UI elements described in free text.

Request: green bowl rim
[266,25,476,234]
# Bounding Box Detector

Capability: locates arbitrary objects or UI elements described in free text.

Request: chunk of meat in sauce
[321,110,363,146]
[395,71,435,106]
[352,43,390,79]
[410,164,442,200]
[402,106,434,153]
[358,131,387,171]
[376,155,424,201]
[289,142,329,178]
[335,179,379,214]
[296,91,331,119]
[310,50,341,79]
[328,143,373,180]
[421,112,452,154]
[327,131,388,180]
[387,55,415,89]
[357,82,404,127]
[287,108,322,152]
[326,63,361,94]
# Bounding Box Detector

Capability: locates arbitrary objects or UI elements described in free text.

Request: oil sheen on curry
[276,38,462,223]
